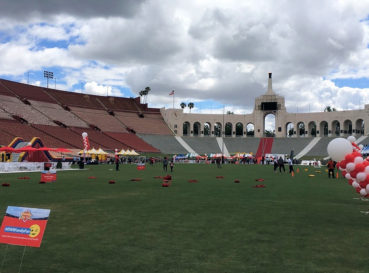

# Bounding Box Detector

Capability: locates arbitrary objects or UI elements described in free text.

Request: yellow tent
[131,150,140,156]
[118,149,126,155]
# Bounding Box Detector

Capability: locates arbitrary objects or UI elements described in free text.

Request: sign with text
[0,206,50,247]
[40,170,57,182]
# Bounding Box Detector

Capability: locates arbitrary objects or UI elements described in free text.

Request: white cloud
[0,0,368,115]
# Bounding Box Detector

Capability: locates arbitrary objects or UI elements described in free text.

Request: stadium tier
[69,107,128,132]
[271,137,312,155]
[105,132,159,152]
[29,100,89,128]
[222,138,261,154]
[45,89,105,109]
[97,96,139,112]
[181,136,221,154]
[138,134,188,154]
[0,95,54,125]
[115,112,172,135]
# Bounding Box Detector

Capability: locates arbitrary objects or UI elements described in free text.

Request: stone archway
[235,122,243,137]
[246,123,254,137]
[286,122,294,137]
[183,121,190,136]
[297,122,305,137]
[193,122,201,136]
[332,120,340,136]
[214,122,222,137]
[204,122,211,136]
[264,114,275,137]
[320,121,328,136]
[308,121,317,137]
[225,122,232,137]
[343,119,352,135]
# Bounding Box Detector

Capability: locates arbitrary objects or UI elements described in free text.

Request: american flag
[169,90,175,95]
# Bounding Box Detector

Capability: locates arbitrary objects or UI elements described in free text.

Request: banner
[40,170,57,182]
[0,206,50,247]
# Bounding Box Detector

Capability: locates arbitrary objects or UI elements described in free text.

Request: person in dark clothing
[273,158,278,172]
[115,155,120,171]
[216,157,221,168]
[327,159,335,178]
[170,161,174,172]
[278,157,285,172]
[261,156,265,165]
[163,157,168,172]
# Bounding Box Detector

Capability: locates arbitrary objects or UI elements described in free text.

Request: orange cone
[336,172,339,179]
[291,171,295,177]
[296,168,300,173]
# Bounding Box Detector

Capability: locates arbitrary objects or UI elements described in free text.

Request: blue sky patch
[332,78,369,89]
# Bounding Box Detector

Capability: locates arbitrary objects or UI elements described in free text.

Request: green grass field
[0,163,368,273]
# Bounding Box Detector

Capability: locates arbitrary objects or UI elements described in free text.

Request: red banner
[40,171,57,182]
[0,206,50,247]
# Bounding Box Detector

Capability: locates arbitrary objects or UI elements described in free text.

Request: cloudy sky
[0,0,369,117]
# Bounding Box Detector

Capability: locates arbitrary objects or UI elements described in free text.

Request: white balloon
[352,181,360,188]
[364,166,369,174]
[356,172,367,182]
[360,188,367,196]
[359,144,364,149]
[366,184,369,192]
[346,162,356,172]
[327,138,353,161]
[354,157,364,165]
[345,173,352,180]
[82,132,88,138]
[347,136,356,143]
[339,167,346,171]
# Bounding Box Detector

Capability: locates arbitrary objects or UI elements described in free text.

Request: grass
[0,163,368,273]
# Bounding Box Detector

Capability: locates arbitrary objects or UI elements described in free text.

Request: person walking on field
[273,158,278,172]
[287,157,294,173]
[170,161,174,172]
[163,157,168,172]
[327,159,335,178]
[115,155,120,171]
[278,157,285,173]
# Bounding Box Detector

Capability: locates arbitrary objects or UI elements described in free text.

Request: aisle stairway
[255,138,273,158]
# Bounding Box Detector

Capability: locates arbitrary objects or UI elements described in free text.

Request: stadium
[0,73,367,162]
[1,1,369,273]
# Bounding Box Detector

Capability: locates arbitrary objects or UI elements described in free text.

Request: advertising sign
[0,206,50,247]
[40,170,57,182]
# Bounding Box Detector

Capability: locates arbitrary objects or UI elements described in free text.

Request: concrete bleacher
[98,97,138,112]
[30,101,88,128]
[138,134,187,154]
[105,132,159,152]
[0,95,53,125]
[45,89,105,109]
[70,127,125,150]
[0,108,11,120]
[70,107,127,132]
[115,112,172,135]
[223,138,260,154]
[0,79,56,103]
[32,124,88,148]
[304,137,334,157]
[0,128,16,146]
[0,119,72,147]
[181,136,221,154]
[271,137,312,155]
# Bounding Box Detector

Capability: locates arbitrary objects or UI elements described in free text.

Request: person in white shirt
[287,158,294,173]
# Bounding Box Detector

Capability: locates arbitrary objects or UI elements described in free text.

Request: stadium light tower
[43,70,53,88]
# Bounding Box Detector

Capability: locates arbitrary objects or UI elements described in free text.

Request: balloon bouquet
[327,136,368,197]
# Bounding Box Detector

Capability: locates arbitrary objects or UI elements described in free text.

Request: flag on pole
[169,90,175,96]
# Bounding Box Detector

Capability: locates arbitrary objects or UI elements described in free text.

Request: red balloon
[340,160,347,169]
[363,160,369,167]
[356,187,362,193]
[348,179,353,185]
[350,163,365,178]
[341,170,347,177]
[345,153,356,163]
[360,181,369,189]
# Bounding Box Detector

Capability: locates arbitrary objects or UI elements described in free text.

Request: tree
[188,102,194,113]
[324,106,336,112]
[264,130,275,137]
[180,102,186,109]
[288,128,294,137]
[140,86,151,104]
[226,111,234,115]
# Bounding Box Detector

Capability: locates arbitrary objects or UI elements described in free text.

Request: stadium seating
[115,112,172,135]
[105,132,159,152]
[98,97,139,112]
[69,107,127,132]
[304,137,334,157]
[30,100,88,128]
[138,134,188,154]
[271,137,312,156]
[45,89,105,109]
[0,119,72,147]
[181,136,221,154]
[223,138,260,154]
[0,79,56,103]
[0,95,54,125]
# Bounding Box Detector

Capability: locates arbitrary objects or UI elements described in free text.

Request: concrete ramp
[174,136,198,155]
[295,137,321,159]
[216,137,230,157]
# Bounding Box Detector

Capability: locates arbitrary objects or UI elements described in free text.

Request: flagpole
[173,92,174,109]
